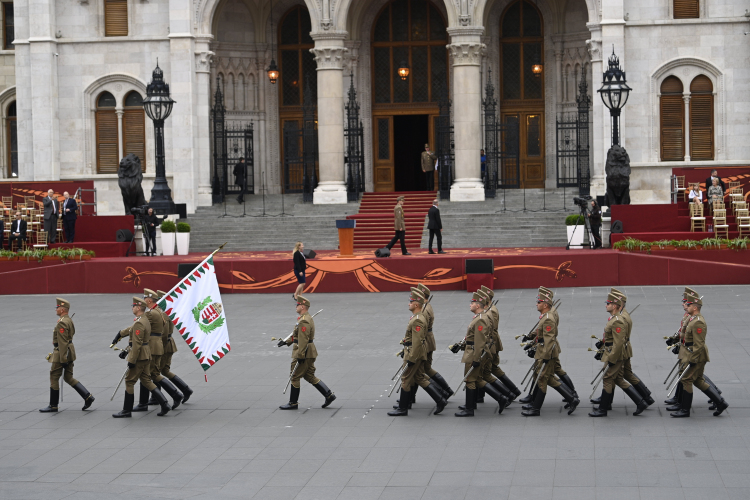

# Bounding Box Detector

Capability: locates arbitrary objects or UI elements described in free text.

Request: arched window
[500,0,543,101]
[674,0,699,19]
[6,101,16,177]
[278,6,316,107]
[371,0,448,104]
[689,75,713,161]
[104,0,128,36]
[660,76,684,162]
[123,91,146,168]
[96,91,119,173]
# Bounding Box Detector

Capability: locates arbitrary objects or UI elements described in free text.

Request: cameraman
[143,207,161,256]
[587,199,602,249]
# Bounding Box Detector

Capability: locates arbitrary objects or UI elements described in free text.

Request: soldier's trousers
[602,360,630,393]
[400,360,423,391]
[291,358,320,389]
[536,358,562,393]
[622,358,641,386]
[488,353,506,378]
[481,355,500,384]
[423,352,438,378]
[125,359,156,394]
[159,351,177,379]
[681,362,709,393]
[553,358,568,378]
[148,354,164,385]
[464,362,483,390]
[50,362,79,390]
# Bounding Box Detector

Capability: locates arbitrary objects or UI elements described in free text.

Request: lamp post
[597,47,631,146]
[143,62,176,215]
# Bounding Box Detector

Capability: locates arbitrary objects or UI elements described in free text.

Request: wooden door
[502,110,544,188]
[373,116,394,191]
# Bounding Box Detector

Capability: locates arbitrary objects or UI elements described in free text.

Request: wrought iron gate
[283,76,318,202]
[483,69,520,196]
[211,77,254,203]
[344,73,365,201]
[555,77,591,195]
[435,82,454,201]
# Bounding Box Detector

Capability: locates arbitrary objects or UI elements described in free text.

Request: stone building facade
[1,0,748,213]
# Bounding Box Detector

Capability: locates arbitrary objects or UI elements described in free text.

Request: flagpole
[210,242,229,257]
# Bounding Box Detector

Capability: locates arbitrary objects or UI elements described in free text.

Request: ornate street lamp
[531,49,543,77]
[597,47,631,146]
[397,60,410,81]
[143,61,176,214]
[267,59,279,84]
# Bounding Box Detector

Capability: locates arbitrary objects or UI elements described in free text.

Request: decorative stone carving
[118,154,147,215]
[586,39,602,62]
[195,51,214,73]
[604,145,631,206]
[310,46,349,70]
[448,43,486,66]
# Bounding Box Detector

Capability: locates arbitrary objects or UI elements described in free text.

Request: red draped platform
[1,247,747,295]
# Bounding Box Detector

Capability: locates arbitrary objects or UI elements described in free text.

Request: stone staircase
[347,192,435,250]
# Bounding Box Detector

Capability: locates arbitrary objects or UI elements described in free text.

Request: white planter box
[176,233,190,255]
[566,225,585,248]
[162,232,176,256]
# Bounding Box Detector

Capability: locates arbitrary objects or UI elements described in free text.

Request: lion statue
[604,145,631,206]
[118,154,147,215]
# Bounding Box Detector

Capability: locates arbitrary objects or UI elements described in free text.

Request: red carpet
[347,192,434,250]
[2,247,748,295]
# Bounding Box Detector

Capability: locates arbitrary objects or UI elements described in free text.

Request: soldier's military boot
[590,389,605,407]
[490,380,513,408]
[589,390,612,417]
[112,392,134,418]
[667,384,683,412]
[665,381,681,405]
[72,382,95,410]
[314,381,336,408]
[554,383,579,415]
[170,375,194,403]
[388,388,410,416]
[670,390,692,418]
[559,374,579,401]
[521,388,545,417]
[454,388,476,417]
[151,387,171,416]
[159,378,184,410]
[623,385,648,416]
[519,384,536,404]
[483,382,509,415]
[522,387,539,410]
[132,385,150,412]
[703,375,721,410]
[476,386,485,403]
[703,386,728,416]
[633,380,655,406]
[39,388,60,413]
[423,382,447,415]
[280,386,300,410]
[499,374,522,400]
[431,373,454,398]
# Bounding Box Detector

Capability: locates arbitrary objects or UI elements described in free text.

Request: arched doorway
[5,101,15,178]
[500,0,545,188]
[370,0,448,192]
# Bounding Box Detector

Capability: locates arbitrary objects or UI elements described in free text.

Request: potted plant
[161,220,176,256]
[43,248,61,261]
[652,239,674,250]
[565,214,585,248]
[0,249,16,261]
[17,249,34,262]
[728,237,749,251]
[176,222,191,256]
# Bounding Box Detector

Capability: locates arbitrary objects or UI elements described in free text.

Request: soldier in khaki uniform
[385,195,410,255]
[478,286,521,401]
[40,298,95,412]
[521,288,579,416]
[389,289,447,416]
[112,297,171,418]
[153,290,194,402]
[589,293,648,417]
[278,296,336,410]
[421,143,437,191]
[671,290,728,417]
[415,284,454,399]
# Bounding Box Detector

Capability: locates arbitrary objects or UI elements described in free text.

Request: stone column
[13,0,33,180]
[447,28,485,202]
[586,34,605,196]
[116,109,124,161]
[683,94,691,162]
[194,37,214,207]
[310,34,348,204]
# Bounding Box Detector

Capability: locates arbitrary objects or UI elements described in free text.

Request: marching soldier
[153,290,194,402]
[589,293,648,417]
[278,296,336,410]
[416,284,454,399]
[389,289,447,416]
[454,292,509,417]
[385,196,410,255]
[671,290,728,417]
[521,288,578,417]
[112,297,171,418]
[139,289,183,410]
[479,286,522,401]
[40,298,95,412]
[472,288,515,407]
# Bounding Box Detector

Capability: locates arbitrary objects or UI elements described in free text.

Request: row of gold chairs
[690,200,750,237]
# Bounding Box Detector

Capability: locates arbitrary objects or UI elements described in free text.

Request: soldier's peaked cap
[156,290,167,299]
[684,291,703,306]
[133,297,147,307]
[684,287,697,296]
[606,293,624,307]
[397,195,405,202]
[410,289,426,304]
[480,285,494,299]
[537,288,553,305]
[424,143,430,148]
[296,295,311,308]
[143,288,159,300]
[416,283,431,297]
[56,298,70,309]
[471,291,488,306]
[610,287,626,298]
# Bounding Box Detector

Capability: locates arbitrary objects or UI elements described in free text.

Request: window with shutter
[674,0,699,19]
[96,92,119,173]
[123,91,146,171]
[3,3,14,50]
[690,75,713,161]
[104,0,128,37]
[660,76,684,162]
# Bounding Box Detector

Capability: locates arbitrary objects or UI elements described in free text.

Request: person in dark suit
[143,208,160,256]
[587,199,602,249]
[705,169,726,193]
[8,211,27,250]
[233,158,246,203]
[61,191,78,243]
[427,199,446,254]
[43,189,60,243]
[293,241,306,300]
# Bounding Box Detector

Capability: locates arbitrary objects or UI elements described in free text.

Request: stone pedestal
[601,216,611,248]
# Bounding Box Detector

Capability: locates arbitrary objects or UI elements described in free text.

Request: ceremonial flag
[157,254,230,374]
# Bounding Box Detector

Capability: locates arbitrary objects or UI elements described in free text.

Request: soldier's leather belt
[293,339,313,343]
[685,342,694,347]
[466,341,474,345]
[150,333,161,337]
[605,342,613,346]
[402,341,412,346]
[428,330,433,334]
[53,343,58,347]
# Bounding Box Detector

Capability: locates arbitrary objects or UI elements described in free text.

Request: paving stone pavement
[2,286,750,500]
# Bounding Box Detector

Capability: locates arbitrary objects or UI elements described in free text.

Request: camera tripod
[566,204,593,250]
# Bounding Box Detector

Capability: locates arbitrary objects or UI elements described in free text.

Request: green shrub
[0,249,15,258]
[728,237,749,251]
[565,214,585,226]
[161,220,176,233]
[176,222,191,233]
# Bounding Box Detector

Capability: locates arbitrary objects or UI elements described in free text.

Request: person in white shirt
[7,211,27,249]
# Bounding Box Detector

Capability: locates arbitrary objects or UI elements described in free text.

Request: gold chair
[675,176,687,201]
[738,212,750,238]
[24,196,36,209]
[713,216,729,239]
[733,201,747,218]
[33,230,48,250]
[56,218,63,241]
[690,203,706,232]
[713,208,726,219]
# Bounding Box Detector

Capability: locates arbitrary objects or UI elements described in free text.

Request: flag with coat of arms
[157,254,230,373]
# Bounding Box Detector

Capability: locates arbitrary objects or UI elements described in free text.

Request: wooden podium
[336,219,356,258]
